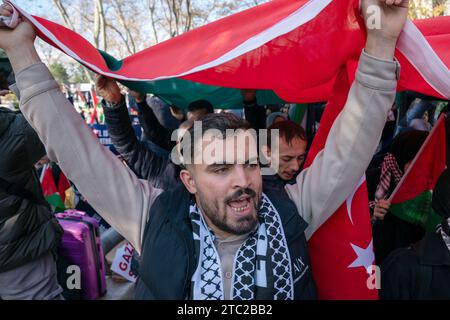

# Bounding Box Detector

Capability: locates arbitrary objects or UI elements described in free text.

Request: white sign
[110,242,138,283]
[79,83,92,92]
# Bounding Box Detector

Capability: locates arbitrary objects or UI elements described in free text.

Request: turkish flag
[7,0,450,108]
[304,67,378,299]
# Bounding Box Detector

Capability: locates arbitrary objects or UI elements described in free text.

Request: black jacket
[381,231,450,300]
[0,108,63,272]
[263,174,297,194]
[135,99,175,152]
[102,100,180,190]
[135,184,317,300]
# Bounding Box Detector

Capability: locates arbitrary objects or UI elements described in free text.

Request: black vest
[135,184,317,300]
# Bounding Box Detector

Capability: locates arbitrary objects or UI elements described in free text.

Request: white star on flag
[348,240,375,274]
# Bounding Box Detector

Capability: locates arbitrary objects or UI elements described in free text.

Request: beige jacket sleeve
[285,50,399,240]
[16,63,163,254]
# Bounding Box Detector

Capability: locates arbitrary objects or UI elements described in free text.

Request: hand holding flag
[0,1,39,74]
[95,75,122,105]
[0,1,34,49]
[373,199,391,222]
[362,0,410,60]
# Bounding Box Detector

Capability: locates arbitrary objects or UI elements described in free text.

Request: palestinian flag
[56,168,71,203]
[89,88,100,125]
[40,164,66,212]
[6,0,450,110]
[389,115,448,231]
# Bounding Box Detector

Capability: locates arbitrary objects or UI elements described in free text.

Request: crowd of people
[0,0,450,301]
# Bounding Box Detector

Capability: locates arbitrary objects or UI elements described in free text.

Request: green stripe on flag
[99,50,286,110]
[390,190,441,231]
[46,193,65,213]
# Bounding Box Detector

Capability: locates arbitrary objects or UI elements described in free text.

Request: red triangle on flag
[41,165,58,198]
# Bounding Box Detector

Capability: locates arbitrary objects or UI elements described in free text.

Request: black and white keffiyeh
[189,193,294,300]
[438,218,450,252]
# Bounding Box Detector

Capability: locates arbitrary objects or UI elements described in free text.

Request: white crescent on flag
[346,175,367,225]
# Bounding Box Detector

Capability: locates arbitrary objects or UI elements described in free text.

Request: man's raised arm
[0,8,162,253]
[285,0,409,239]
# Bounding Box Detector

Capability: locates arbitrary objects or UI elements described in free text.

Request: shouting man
[0,0,408,300]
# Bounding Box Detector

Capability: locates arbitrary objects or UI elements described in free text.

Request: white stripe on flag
[397,20,450,99]
[9,0,332,82]
[170,0,333,80]
[9,0,449,98]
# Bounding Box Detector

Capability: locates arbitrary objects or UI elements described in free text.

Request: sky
[14,0,54,16]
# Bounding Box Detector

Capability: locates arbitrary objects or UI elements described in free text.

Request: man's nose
[231,166,251,189]
[290,159,300,173]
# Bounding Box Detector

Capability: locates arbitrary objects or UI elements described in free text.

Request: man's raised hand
[95,75,122,105]
[129,90,146,104]
[0,2,35,52]
[362,0,409,60]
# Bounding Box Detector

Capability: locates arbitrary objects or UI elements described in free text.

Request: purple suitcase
[56,210,107,300]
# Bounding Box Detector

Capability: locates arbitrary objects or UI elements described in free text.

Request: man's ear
[179,168,197,194]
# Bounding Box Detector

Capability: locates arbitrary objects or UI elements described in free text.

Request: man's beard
[197,188,261,236]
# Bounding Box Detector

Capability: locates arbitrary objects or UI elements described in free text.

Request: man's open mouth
[227,196,252,213]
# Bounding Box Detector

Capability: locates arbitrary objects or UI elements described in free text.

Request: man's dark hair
[194,112,251,134]
[267,120,306,149]
[178,113,252,167]
[187,100,214,115]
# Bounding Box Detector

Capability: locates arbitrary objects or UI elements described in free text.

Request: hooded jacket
[0,107,62,272]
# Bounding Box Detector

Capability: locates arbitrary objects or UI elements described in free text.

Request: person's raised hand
[362,0,409,60]
[373,199,391,221]
[95,75,122,104]
[0,2,40,73]
[0,2,35,53]
[170,105,185,121]
[129,90,146,104]
[241,89,257,104]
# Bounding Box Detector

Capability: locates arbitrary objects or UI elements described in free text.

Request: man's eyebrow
[245,156,259,164]
[206,163,230,169]
[283,153,306,159]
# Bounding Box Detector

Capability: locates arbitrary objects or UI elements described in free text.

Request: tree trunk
[110,0,137,55]
[52,0,93,82]
[147,0,159,43]
[52,0,76,30]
